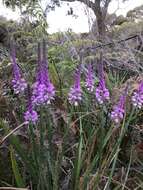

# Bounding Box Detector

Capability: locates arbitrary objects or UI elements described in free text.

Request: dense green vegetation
[0,1,143,190]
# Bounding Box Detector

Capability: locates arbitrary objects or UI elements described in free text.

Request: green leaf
[10,146,25,187]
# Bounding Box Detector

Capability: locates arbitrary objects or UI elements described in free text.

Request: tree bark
[95,11,106,41]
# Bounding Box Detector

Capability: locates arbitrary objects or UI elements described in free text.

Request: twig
[0,122,27,145]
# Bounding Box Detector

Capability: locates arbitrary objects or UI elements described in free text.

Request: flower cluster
[11,41,56,125]
[12,41,142,127]
[24,86,38,124]
[68,65,82,106]
[111,88,127,124]
[85,64,94,92]
[132,81,143,109]
[95,63,110,104]
[95,78,110,104]
[11,46,27,94]
[68,63,110,106]
[32,42,55,106]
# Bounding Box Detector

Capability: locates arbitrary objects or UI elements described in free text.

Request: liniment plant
[32,41,55,106]
[111,89,127,124]
[9,40,143,190]
[11,44,27,94]
[68,64,82,106]
[85,63,94,92]
[24,85,38,124]
[95,62,110,104]
[11,41,142,126]
[132,81,143,109]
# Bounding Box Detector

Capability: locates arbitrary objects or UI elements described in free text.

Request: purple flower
[111,105,125,124]
[32,83,47,105]
[111,88,127,124]
[85,64,94,92]
[68,65,82,106]
[32,41,55,106]
[43,81,55,104]
[24,86,38,124]
[12,78,27,95]
[95,62,110,104]
[132,81,143,109]
[24,110,38,124]
[95,79,110,104]
[11,45,27,94]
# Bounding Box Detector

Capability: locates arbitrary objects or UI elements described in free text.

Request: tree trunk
[95,10,106,42]
[93,8,106,68]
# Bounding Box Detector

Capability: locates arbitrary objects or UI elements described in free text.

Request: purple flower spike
[95,65,109,104]
[95,61,110,104]
[111,88,127,125]
[85,64,94,92]
[95,79,110,104]
[111,104,125,124]
[11,44,27,94]
[32,41,55,106]
[24,110,38,124]
[12,78,27,95]
[24,86,38,124]
[68,65,82,106]
[44,81,55,104]
[132,81,143,109]
[32,83,47,105]
[42,40,55,104]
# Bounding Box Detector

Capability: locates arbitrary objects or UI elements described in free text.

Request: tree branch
[61,0,95,11]
[103,0,112,17]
